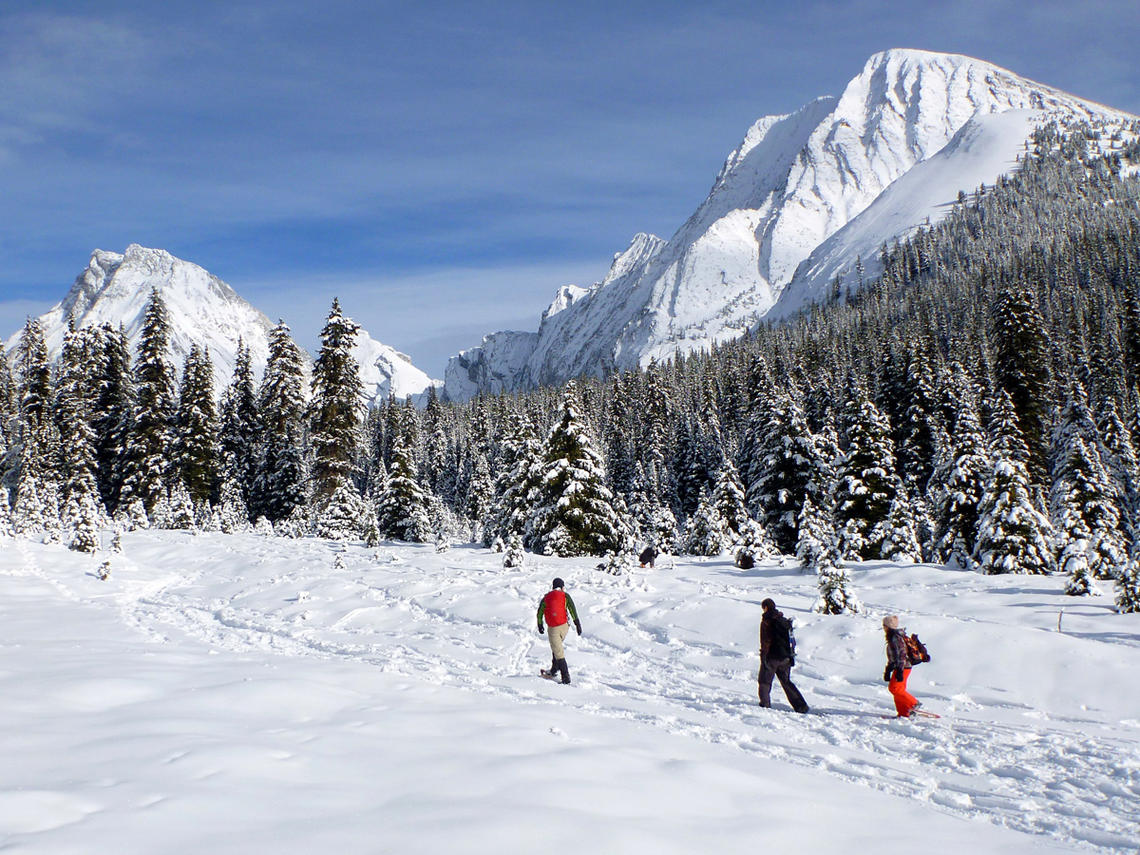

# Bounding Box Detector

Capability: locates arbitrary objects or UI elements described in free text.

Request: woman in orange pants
[883,615,919,717]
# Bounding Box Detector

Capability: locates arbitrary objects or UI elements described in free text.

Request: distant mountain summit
[5,244,438,404]
[445,48,1137,400]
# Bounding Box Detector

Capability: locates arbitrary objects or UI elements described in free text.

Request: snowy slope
[4,245,438,405]
[445,49,1136,400]
[351,328,439,404]
[2,532,1138,854]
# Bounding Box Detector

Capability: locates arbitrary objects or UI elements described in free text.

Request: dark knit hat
[761,598,776,611]
[552,577,564,589]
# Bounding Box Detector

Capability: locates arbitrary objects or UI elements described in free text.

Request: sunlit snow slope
[3,533,1139,853]
[445,48,1136,400]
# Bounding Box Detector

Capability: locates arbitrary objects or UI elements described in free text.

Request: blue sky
[1,0,1138,375]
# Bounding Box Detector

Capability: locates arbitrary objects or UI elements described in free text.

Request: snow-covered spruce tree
[1050,417,1128,583]
[316,478,370,541]
[486,414,542,548]
[66,488,103,553]
[991,286,1053,486]
[832,384,904,560]
[974,393,1055,575]
[502,532,525,568]
[12,472,51,538]
[173,344,218,507]
[895,347,939,496]
[526,382,630,557]
[463,449,495,542]
[682,486,729,557]
[1115,558,1140,613]
[165,482,197,531]
[710,460,752,546]
[309,299,364,503]
[214,477,251,534]
[13,316,56,480]
[375,432,431,543]
[0,488,12,538]
[930,403,990,569]
[796,495,838,571]
[120,287,177,512]
[744,388,830,555]
[276,504,312,539]
[88,325,135,513]
[870,491,921,562]
[56,324,107,546]
[217,340,259,511]
[813,557,860,615]
[629,473,678,556]
[252,322,308,522]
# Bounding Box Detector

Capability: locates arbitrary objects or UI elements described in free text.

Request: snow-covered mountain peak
[443,49,1136,400]
[6,246,439,406]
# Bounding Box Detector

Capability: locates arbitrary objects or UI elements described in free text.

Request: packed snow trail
[13,530,1140,853]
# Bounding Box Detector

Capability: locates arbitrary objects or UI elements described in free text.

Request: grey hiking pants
[758,657,809,713]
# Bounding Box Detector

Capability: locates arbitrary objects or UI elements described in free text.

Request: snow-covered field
[2,531,1138,854]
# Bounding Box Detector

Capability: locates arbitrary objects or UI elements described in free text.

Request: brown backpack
[905,633,931,666]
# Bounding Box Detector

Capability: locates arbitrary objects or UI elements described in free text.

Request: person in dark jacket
[537,577,581,684]
[638,545,658,568]
[758,598,809,713]
[883,615,920,717]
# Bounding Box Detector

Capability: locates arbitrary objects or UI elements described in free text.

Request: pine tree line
[1,123,1139,610]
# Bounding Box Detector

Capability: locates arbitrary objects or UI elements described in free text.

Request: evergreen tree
[65,488,103,554]
[487,413,543,548]
[213,477,251,534]
[930,403,990,569]
[120,288,177,511]
[682,486,729,556]
[173,345,219,506]
[710,460,751,545]
[310,299,364,502]
[813,558,860,615]
[527,382,629,557]
[1049,429,1128,582]
[1115,558,1140,613]
[833,384,904,560]
[796,495,839,571]
[375,433,431,542]
[12,472,49,538]
[0,488,12,539]
[991,287,1052,484]
[217,340,259,510]
[89,325,135,512]
[463,449,495,541]
[316,479,371,541]
[56,325,103,519]
[975,395,1055,575]
[745,389,829,554]
[502,532,525,568]
[13,316,56,479]
[252,322,308,522]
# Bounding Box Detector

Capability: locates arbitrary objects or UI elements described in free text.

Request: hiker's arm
[565,594,582,633]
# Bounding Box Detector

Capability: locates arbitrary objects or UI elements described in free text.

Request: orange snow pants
[888,668,919,717]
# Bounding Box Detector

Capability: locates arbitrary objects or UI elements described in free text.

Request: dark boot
[556,658,570,684]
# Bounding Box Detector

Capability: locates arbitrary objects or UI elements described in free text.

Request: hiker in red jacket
[883,614,920,717]
[537,577,582,684]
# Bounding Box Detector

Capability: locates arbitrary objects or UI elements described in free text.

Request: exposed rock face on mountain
[445,49,1135,400]
[5,244,437,404]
